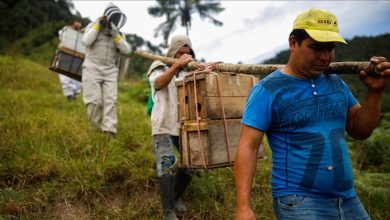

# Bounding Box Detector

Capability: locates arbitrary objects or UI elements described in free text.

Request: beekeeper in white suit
[82,3,131,137]
[58,20,82,101]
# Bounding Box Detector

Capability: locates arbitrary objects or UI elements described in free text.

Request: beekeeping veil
[104,2,127,29]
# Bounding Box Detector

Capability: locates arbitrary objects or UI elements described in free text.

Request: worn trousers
[273,195,370,220]
[152,134,194,177]
[82,61,118,133]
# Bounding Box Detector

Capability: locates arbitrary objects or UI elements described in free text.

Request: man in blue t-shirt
[234,8,390,220]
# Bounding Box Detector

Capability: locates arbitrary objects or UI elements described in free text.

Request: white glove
[110,22,120,37]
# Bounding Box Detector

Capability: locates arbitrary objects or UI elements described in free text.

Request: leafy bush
[123,79,150,104]
[355,173,390,219]
[350,117,390,173]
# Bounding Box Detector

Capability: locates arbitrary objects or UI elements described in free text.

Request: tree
[148,0,224,47]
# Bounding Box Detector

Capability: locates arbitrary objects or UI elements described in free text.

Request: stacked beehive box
[49,28,85,81]
[176,72,264,168]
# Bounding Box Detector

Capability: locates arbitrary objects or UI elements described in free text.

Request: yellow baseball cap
[293,8,347,44]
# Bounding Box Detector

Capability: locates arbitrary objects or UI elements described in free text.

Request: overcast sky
[71,0,390,64]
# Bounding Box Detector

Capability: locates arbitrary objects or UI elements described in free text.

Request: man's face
[174,46,192,59]
[72,21,82,30]
[291,36,335,79]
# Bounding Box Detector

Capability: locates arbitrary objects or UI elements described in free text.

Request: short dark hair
[289,29,309,45]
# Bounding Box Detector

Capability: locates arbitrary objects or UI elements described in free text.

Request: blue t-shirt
[242,70,358,198]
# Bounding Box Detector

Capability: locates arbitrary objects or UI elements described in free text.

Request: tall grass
[0,55,388,219]
[0,55,272,219]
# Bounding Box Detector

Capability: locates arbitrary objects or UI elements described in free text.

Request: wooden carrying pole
[134,50,377,75]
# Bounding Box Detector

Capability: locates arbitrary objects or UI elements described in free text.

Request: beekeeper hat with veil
[103,2,127,29]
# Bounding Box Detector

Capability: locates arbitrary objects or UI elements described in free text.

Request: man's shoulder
[259,70,302,94]
[260,70,284,84]
[319,73,344,84]
[151,60,167,67]
[147,61,167,76]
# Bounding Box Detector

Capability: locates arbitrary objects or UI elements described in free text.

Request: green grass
[355,173,390,219]
[0,55,388,219]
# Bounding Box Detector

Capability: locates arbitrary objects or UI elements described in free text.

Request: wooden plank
[188,129,209,166]
[204,73,258,96]
[185,95,248,120]
[180,119,241,168]
[206,119,241,165]
[186,77,207,120]
[182,121,208,131]
[177,82,186,121]
[180,127,190,167]
[177,72,258,121]
[180,119,266,168]
[205,96,247,119]
[58,47,85,59]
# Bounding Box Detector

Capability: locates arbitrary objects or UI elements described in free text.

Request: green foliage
[27,37,59,66]
[0,0,86,53]
[261,50,289,64]
[350,116,390,173]
[125,33,160,77]
[8,21,64,56]
[124,79,151,104]
[355,173,390,219]
[336,34,390,61]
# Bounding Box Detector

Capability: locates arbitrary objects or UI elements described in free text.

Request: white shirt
[149,66,186,136]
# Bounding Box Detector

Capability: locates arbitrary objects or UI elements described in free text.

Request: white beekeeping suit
[58,24,82,101]
[82,2,131,136]
[59,74,81,100]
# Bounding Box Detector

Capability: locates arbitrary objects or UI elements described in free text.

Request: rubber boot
[173,168,193,212]
[159,175,179,220]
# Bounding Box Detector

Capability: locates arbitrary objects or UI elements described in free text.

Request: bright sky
[72,0,390,64]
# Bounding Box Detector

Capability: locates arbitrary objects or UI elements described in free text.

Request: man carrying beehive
[147,35,196,220]
[57,20,83,101]
[81,3,130,138]
[234,8,390,220]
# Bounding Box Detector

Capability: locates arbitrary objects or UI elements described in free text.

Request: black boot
[159,175,178,220]
[173,168,193,212]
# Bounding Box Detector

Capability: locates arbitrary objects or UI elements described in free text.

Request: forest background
[0,0,389,219]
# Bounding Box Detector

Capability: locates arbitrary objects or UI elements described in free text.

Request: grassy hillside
[0,56,389,219]
[0,55,272,219]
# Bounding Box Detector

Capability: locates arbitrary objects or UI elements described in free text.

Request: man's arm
[346,56,390,140]
[82,21,99,46]
[110,22,131,55]
[114,33,131,55]
[234,124,264,220]
[154,54,193,90]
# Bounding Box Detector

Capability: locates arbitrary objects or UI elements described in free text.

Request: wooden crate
[49,49,84,81]
[180,118,265,168]
[176,72,258,121]
[49,27,85,81]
